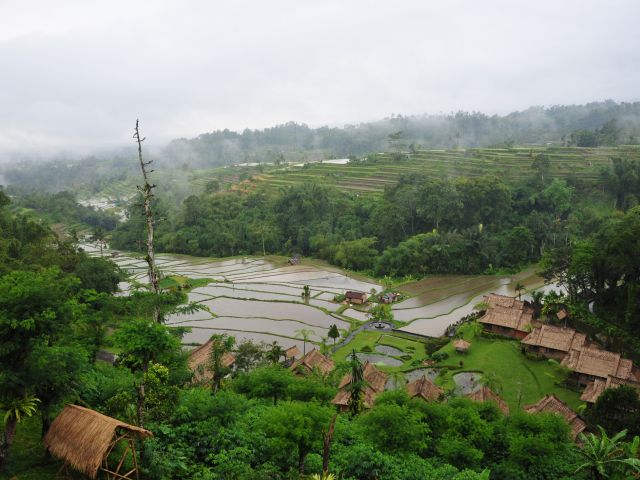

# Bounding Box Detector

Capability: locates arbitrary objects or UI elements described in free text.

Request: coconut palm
[514,282,525,300]
[0,395,40,469]
[575,426,640,479]
[295,328,313,355]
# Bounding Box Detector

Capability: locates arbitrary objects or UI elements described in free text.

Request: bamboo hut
[44,405,152,479]
[453,339,471,353]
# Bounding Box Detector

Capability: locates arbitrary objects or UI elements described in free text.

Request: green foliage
[584,386,640,437]
[575,427,640,479]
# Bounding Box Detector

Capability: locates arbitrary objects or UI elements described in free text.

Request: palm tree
[295,329,313,355]
[575,427,640,479]
[531,290,545,319]
[0,395,40,469]
[514,282,525,300]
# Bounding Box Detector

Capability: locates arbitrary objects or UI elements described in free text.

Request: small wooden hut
[44,405,152,479]
[453,339,471,353]
[345,291,368,305]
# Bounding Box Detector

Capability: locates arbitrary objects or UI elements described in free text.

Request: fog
[1,0,639,159]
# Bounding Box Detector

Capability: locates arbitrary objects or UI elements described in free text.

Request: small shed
[44,404,152,479]
[345,291,368,304]
[380,292,400,304]
[453,339,471,353]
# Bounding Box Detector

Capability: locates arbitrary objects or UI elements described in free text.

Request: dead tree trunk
[134,120,161,322]
[322,414,337,475]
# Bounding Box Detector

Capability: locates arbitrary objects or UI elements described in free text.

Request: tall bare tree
[134,120,161,321]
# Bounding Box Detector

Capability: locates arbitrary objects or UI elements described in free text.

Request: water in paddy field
[83,243,562,348]
[81,243,377,350]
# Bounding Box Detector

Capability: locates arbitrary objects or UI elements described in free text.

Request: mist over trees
[163,101,640,168]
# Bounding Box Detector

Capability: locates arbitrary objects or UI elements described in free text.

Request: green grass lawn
[331,330,426,371]
[434,323,583,411]
[0,416,58,480]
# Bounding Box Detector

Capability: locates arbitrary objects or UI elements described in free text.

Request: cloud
[0,0,639,158]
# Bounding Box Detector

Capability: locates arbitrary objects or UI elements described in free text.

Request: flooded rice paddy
[84,243,558,351]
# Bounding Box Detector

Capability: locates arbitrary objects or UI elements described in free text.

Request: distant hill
[162,100,640,168]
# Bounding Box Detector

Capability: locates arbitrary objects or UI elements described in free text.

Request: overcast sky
[1,0,639,158]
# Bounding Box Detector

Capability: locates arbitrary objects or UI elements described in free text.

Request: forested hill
[163,100,640,167]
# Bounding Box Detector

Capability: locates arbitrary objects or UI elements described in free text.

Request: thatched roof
[479,294,533,333]
[581,375,640,403]
[332,362,388,408]
[44,405,152,479]
[466,386,510,415]
[290,349,335,376]
[453,339,471,352]
[406,375,443,401]
[524,395,587,440]
[338,362,387,392]
[521,325,587,353]
[561,347,635,381]
[285,345,301,359]
[188,340,236,382]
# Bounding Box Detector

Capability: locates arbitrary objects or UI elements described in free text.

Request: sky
[1,0,639,158]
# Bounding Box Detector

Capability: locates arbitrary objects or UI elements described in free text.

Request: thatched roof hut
[406,375,443,402]
[561,347,635,381]
[285,345,301,359]
[478,294,534,339]
[524,395,586,440]
[581,375,640,404]
[290,349,335,376]
[521,325,586,356]
[332,362,388,410]
[466,386,510,415]
[44,405,152,479]
[453,339,471,353]
[188,340,236,383]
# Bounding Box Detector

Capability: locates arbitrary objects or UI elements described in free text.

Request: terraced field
[81,146,640,206]
[84,243,561,357]
[83,244,380,352]
[245,145,640,196]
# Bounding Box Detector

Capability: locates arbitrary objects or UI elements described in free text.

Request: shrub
[361,345,373,352]
[432,351,449,362]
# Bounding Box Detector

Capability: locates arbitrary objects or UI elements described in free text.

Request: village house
[466,386,510,415]
[406,375,443,402]
[285,345,301,360]
[478,293,534,339]
[289,348,335,376]
[581,375,640,404]
[188,340,236,383]
[521,325,587,360]
[332,361,387,411]
[560,346,637,388]
[345,290,368,304]
[524,394,587,440]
